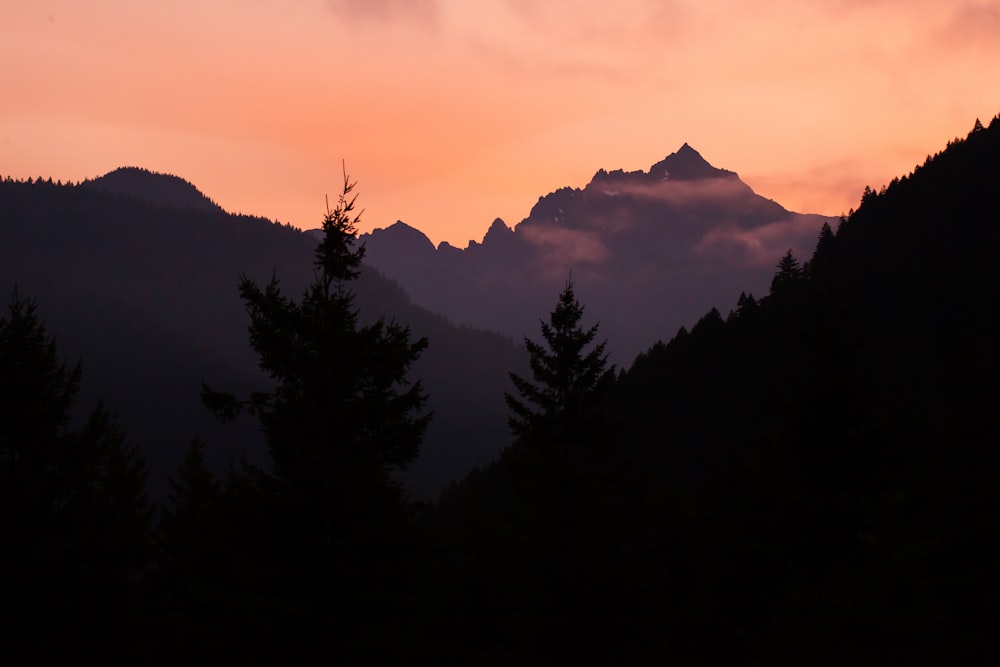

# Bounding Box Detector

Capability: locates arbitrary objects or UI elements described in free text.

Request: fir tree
[166,438,219,519]
[770,249,805,298]
[0,289,153,659]
[505,279,615,448]
[501,282,645,661]
[203,169,430,514]
[201,170,431,658]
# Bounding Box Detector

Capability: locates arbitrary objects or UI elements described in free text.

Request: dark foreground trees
[432,282,650,662]
[0,290,153,660]
[199,171,431,659]
[506,280,615,445]
[204,169,430,526]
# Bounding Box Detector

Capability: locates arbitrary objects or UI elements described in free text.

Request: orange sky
[3,0,998,247]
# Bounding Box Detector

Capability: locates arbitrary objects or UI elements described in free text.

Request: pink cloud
[599,176,757,208]
[327,0,437,24]
[937,2,1000,50]
[520,225,611,266]
[694,215,828,266]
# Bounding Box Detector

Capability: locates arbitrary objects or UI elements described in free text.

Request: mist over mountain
[358,143,836,363]
[0,176,523,500]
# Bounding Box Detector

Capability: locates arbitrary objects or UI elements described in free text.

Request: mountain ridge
[0,178,525,501]
[81,166,223,213]
[358,144,835,362]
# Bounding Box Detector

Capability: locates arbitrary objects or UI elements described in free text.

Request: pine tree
[76,405,154,655]
[158,438,229,657]
[0,288,82,482]
[161,438,222,582]
[501,282,645,660]
[505,279,614,448]
[735,291,759,319]
[200,171,431,657]
[770,249,805,298]
[203,169,430,515]
[0,289,153,658]
[166,438,219,518]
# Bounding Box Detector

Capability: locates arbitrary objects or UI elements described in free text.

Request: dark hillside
[605,115,1000,662]
[0,177,522,500]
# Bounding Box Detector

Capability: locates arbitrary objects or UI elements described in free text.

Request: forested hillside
[0,174,523,500]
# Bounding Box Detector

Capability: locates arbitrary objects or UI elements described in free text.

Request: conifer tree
[505,279,614,448]
[770,249,805,298]
[203,169,430,515]
[166,438,219,519]
[200,171,431,656]
[0,289,153,658]
[161,438,222,583]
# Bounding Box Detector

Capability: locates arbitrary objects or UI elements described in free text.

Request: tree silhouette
[0,289,153,659]
[204,170,430,509]
[201,170,431,658]
[500,281,646,661]
[769,248,805,299]
[166,438,219,519]
[505,279,615,447]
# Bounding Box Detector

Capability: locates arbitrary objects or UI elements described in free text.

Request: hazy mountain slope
[358,144,836,364]
[0,177,523,500]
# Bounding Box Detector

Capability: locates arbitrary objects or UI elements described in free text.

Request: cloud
[694,214,828,267]
[936,2,1000,51]
[326,0,437,24]
[453,0,698,85]
[600,176,756,208]
[498,0,697,44]
[744,157,873,217]
[521,224,611,266]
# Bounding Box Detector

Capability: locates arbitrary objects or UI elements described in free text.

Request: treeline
[4,117,1000,664]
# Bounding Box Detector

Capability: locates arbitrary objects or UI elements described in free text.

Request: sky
[2,0,998,247]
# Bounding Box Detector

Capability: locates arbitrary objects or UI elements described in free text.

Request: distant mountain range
[2,146,835,500]
[354,144,836,363]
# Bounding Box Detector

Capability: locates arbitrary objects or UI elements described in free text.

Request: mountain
[357,144,836,363]
[0,174,524,501]
[81,166,223,212]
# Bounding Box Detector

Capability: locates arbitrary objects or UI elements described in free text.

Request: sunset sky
[3,0,998,247]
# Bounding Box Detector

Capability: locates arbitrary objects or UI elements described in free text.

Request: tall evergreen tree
[505,279,615,447]
[203,170,430,514]
[201,170,431,658]
[500,281,647,661]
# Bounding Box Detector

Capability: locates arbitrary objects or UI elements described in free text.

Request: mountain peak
[361,220,435,256]
[648,144,736,181]
[482,217,514,245]
[81,166,222,212]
